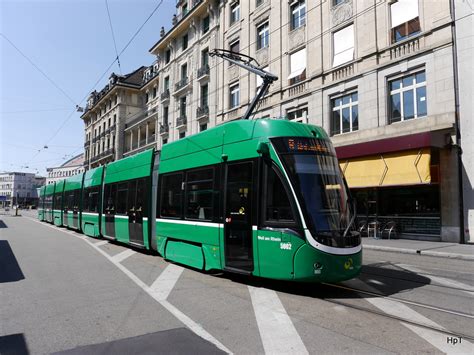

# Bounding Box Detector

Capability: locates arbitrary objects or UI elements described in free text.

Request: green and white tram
[39,49,361,282]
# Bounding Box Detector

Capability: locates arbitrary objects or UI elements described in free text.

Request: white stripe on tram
[110,249,135,263]
[249,286,308,355]
[82,212,99,216]
[156,218,220,228]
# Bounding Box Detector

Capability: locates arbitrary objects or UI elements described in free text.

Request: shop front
[335,132,455,241]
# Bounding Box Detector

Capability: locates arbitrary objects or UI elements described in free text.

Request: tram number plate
[280,242,292,250]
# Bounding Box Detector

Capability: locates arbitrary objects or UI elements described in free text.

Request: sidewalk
[363,237,474,261]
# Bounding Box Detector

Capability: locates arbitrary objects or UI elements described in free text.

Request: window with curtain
[288,48,306,85]
[390,0,420,43]
[333,25,354,67]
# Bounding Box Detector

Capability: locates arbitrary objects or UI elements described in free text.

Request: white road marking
[110,249,135,263]
[249,286,308,355]
[397,264,474,296]
[26,217,232,354]
[350,279,474,354]
[149,264,184,301]
[94,240,108,247]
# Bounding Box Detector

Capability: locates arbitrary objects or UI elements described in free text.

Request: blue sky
[0,0,175,176]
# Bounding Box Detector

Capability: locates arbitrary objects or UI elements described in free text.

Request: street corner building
[78,0,473,244]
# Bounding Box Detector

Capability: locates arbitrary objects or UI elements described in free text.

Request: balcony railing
[175,77,188,92]
[161,89,170,100]
[197,64,209,78]
[196,105,209,117]
[176,116,187,127]
[160,123,169,134]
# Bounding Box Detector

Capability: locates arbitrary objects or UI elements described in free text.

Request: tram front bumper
[293,244,362,282]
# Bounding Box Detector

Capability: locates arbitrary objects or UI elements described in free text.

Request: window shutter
[333,25,354,67]
[391,0,419,28]
[288,48,306,80]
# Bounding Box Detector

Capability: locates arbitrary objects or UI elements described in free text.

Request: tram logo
[344,258,354,270]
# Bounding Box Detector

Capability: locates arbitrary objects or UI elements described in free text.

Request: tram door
[127,179,146,245]
[224,161,254,272]
[104,184,116,239]
[72,190,79,228]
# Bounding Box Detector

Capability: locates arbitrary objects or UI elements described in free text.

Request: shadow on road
[0,240,25,283]
[0,333,29,355]
[0,220,7,228]
[211,261,431,300]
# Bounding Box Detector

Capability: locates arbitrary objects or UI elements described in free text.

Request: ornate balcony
[174,77,189,94]
[197,64,210,80]
[176,116,187,128]
[196,105,209,118]
[160,123,169,134]
[161,89,170,101]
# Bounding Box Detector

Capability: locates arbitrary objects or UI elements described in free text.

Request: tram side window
[160,173,183,218]
[73,189,81,209]
[54,193,62,210]
[104,184,117,213]
[136,178,148,215]
[116,183,128,215]
[67,192,74,210]
[84,187,99,212]
[264,165,295,224]
[185,168,214,221]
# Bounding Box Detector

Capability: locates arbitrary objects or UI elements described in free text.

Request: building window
[182,33,188,50]
[181,63,187,79]
[287,107,308,123]
[202,16,210,34]
[179,96,187,117]
[152,87,157,99]
[201,84,209,107]
[163,106,169,125]
[164,76,170,91]
[290,0,306,30]
[331,92,358,135]
[230,1,240,24]
[165,49,171,64]
[389,71,427,123]
[390,0,420,43]
[257,22,269,50]
[179,131,186,139]
[229,83,240,109]
[288,47,306,85]
[333,0,345,6]
[201,48,209,67]
[145,92,149,102]
[333,24,354,67]
[256,0,264,8]
[200,123,207,132]
[230,40,240,54]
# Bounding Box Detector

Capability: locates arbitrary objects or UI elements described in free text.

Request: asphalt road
[1,212,473,354]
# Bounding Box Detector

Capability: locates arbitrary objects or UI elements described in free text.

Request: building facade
[79,0,471,242]
[81,68,146,169]
[0,172,45,207]
[45,153,85,185]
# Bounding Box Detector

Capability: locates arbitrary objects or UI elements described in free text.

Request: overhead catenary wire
[105,0,122,74]
[17,0,167,170]
[0,33,78,107]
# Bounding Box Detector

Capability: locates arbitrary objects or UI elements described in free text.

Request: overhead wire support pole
[209,49,278,120]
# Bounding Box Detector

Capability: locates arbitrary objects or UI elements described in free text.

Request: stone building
[45,153,85,185]
[81,68,146,169]
[79,0,471,242]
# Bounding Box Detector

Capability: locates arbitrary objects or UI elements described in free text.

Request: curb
[363,245,474,261]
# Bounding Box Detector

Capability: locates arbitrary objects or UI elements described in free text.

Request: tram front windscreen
[271,137,360,248]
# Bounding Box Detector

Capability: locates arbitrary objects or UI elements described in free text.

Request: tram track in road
[320,282,474,341]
